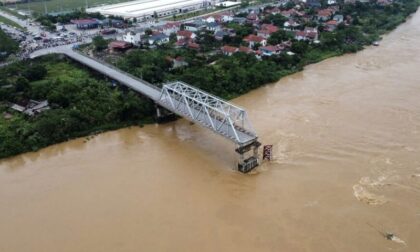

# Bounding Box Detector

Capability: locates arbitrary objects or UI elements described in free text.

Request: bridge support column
[155,104,177,123]
[236,141,261,173]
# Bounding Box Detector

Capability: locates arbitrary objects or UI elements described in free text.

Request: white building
[87,0,219,21]
[123,31,142,44]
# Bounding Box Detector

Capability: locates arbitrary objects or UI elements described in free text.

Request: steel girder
[158,81,257,146]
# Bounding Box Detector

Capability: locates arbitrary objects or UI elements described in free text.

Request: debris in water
[385,232,406,245]
[367,223,406,245]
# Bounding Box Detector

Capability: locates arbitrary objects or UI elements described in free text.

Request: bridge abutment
[155,104,177,123]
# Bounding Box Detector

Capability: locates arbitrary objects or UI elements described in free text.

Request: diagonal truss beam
[157,81,257,146]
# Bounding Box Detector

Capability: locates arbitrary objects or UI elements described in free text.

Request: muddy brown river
[1,11,420,252]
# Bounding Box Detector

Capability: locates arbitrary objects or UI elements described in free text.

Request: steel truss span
[158,81,258,146]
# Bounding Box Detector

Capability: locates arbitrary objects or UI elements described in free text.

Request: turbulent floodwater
[1,11,420,252]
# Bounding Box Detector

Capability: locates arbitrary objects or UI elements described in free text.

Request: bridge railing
[71,49,161,92]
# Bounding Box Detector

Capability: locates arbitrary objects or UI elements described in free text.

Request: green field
[12,0,131,15]
[0,15,25,29]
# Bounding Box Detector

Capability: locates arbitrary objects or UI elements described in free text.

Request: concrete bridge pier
[236,141,261,173]
[155,104,177,123]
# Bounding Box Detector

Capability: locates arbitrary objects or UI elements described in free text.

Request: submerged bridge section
[30,46,260,172]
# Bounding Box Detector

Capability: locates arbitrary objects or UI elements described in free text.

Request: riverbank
[1,8,420,251]
[108,0,420,100]
[0,1,419,160]
[0,55,155,159]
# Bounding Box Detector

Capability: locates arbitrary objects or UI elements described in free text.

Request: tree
[145,29,153,36]
[92,36,108,51]
[267,30,294,45]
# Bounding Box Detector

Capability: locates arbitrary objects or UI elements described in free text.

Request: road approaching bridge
[30,46,261,172]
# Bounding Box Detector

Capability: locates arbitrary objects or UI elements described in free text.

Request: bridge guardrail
[71,49,161,92]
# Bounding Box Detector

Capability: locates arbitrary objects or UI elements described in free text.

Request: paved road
[30,46,161,100]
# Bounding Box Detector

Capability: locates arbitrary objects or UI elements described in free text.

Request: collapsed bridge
[31,46,261,172]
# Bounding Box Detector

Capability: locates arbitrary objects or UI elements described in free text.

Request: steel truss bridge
[31,46,260,172]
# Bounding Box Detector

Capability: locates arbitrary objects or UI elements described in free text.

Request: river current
[1,10,420,252]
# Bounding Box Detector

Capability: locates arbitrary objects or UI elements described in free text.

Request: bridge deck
[31,46,161,100]
[30,46,258,146]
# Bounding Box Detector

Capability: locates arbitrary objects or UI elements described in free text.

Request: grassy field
[11,0,131,15]
[0,15,25,29]
[0,6,27,19]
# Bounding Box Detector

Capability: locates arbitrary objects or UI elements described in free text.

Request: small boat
[373,41,380,46]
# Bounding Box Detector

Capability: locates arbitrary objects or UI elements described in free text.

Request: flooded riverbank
[1,10,420,252]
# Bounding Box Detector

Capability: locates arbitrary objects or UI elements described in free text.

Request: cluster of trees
[0,28,18,61]
[114,0,420,99]
[0,56,154,159]
[116,47,301,99]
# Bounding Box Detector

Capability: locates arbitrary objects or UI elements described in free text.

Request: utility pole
[43,0,48,15]
[85,0,89,10]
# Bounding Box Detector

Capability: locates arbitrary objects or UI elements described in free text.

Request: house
[243,34,267,48]
[175,39,188,47]
[159,22,181,36]
[257,24,279,38]
[246,13,259,24]
[108,41,133,51]
[221,14,234,23]
[327,0,337,5]
[307,0,322,8]
[71,18,99,29]
[280,9,303,18]
[294,30,307,41]
[184,20,206,32]
[221,45,238,56]
[176,30,196,41]
[325,20,338,31]
[259,45,282,56]
[295,27,319,41]
[265,7,281,15]
[377,0,393,6]
[259,46,281,56]
[102,18,125,28]
[214,30,229,41]
[174,56,188,68]
[187,42,200,50]
[206,22,221,32]
[283,19,300,30]
[317,9,333,21]
[122,31,142,45]
[203,16,216,23]
[9,100,50,116]
[239,46,253,54]
[333,14,344,23]
[231,17,246,25]
[148,33,170,45]
[304,27,319,40]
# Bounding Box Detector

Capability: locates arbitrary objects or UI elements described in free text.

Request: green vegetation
[115,48,299,100]
[0,28,18,61]
[92,35,109,51]
[0,6,27,19]
[114,0,420,100]
[0,56,154,159]
[0,14,25,30]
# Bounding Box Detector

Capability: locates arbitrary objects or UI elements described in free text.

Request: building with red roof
[257,24,279,38]
[221,45,238,56]
[108,41,132,51]
[71,18,100,29]
[243,34,267,48]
